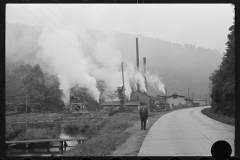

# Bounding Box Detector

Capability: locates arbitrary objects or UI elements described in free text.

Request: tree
[43,73,64,112]
[18,64,46,112]
[6,64,32,104]
[115,86,126,111]
[209,20,235,117]
[70,86,99,111]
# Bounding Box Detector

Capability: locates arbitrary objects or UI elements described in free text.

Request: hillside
[6,23,223,99]
[89,29,223,98]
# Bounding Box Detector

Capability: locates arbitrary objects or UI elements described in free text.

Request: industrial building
[167,93,186,109]
[102,101,140,111]
[130,91,166,110]
[185,96,193,106]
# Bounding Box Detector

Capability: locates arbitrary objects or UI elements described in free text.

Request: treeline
[6,63,101,113]
[6,64,64,113]
[209,21,235,117]
[70,86,100,111]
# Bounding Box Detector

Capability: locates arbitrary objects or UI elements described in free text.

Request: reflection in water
[7,132,85,156]
[59,133,80,151]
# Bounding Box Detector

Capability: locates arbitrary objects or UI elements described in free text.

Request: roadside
[111,106,191,156]
[6,106,193,156]
[201,107,234,126]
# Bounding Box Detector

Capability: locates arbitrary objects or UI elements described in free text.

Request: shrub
[63,119,94,136]
[6,127,25,141]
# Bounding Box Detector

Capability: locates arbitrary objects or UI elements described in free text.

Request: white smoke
[146,71,166,94]
[37,25,100,102]
[36,23,150,102]
[6,22,164,103]
[125,63,146,93]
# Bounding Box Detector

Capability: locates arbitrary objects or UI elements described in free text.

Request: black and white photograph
[5,4,235,157]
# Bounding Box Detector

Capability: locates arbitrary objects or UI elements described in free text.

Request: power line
[42,5,113,68]
[20,5,84,55]
[33,5,80,47]
[56,5,112,62]
[26,4,113,68]
[68,4,123,66]
[42,4,115,68]
[69,4,119,57]
[58,4,118,68]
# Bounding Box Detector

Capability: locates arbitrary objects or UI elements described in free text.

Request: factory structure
[102,38,199,112]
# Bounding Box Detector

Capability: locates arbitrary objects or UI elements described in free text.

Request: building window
[173,96,177,99]
[153,100,155,103]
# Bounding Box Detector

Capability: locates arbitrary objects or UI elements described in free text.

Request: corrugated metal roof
[131,91,151,97]
[194,99,206,101]
[167,93,185,98]
[102,101,140,106]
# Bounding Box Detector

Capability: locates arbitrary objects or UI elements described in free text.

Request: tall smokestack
[136,38,140,91]
[143,57,147,93]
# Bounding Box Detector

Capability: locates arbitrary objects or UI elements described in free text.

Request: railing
[6,137,88,154]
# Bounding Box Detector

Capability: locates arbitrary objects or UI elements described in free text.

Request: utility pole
[205,94,207,105]
[209,81,211,105]
[136,38,140,91]
[165,87,168,104]
[122,62,126,108]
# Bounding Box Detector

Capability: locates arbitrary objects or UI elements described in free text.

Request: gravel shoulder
[111,110,172,156]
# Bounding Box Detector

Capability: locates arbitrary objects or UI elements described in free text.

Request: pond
[7,129,86,156]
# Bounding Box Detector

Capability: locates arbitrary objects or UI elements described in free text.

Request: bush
[16,128,60,140]
[106,120,132,132]
[201,107,234,126]
[108,109,121,116]
[64,131,129,156]
[63,119,94,136]
[6,127,25,141]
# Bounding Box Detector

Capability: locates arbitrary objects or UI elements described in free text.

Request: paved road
[138,106,235,156]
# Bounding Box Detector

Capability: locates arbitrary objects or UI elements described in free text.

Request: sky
[6,4,234,54]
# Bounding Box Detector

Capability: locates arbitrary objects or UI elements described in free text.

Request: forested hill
[6,23,223,99]
[88,29,223,99]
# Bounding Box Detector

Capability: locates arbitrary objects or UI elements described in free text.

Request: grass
[6,126,25,141]
[6,123,61,141]
[201,107,235,126]
[63,111,139,156]
[5,112,71,123]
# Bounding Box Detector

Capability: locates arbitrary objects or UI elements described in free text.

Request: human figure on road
[140,102,148,130]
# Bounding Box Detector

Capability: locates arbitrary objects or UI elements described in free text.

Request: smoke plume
[6,22,165,103]
[146,71,166,94]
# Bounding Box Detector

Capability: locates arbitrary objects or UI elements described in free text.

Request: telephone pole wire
[122,62,126,108]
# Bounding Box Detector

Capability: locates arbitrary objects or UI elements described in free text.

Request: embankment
[201,107,234,126]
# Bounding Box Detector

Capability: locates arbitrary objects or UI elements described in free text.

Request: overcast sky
[6,4,234,53]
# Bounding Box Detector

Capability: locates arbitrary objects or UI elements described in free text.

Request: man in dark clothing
[139,102,148,130]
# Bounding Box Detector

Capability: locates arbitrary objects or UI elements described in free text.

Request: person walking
[140,102,148,130]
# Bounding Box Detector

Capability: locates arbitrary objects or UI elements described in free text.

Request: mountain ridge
[6,23,223,100]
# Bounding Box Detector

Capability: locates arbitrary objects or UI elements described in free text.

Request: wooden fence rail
[6,138,88,154]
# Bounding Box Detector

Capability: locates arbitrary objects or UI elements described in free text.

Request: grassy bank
[6,123,61,141]
[5,113,70,123]
[63,110,139,156]
[201,107,234,126]
[5,111,106,141]
[111,105,196,156]
[63,108,179,156]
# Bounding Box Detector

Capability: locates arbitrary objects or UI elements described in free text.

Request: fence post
[59,141,63,154]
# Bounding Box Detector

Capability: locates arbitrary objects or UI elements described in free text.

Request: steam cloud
[146,71,166,94]
[6,22,165,103]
